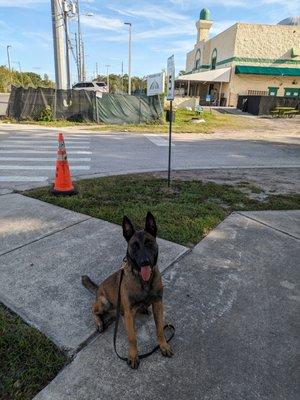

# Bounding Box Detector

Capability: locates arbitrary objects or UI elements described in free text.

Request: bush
[36,105,53,122]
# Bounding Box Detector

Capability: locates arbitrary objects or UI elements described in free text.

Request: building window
[284,88,300,98]
[268,87,278,96]
[195,49,201,70]
[211,49,217,70]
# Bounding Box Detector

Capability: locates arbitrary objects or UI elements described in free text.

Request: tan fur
[90,258,173,368]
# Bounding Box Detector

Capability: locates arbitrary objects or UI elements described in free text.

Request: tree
[94,73,146,94]
[0,65,55,92]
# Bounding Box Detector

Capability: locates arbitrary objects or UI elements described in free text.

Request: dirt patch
[152,168,300,200]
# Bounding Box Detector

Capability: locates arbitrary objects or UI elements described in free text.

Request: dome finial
[200,8,211,21]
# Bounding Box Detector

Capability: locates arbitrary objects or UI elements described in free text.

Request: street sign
[166,55,175,101]
[147,72,165,96]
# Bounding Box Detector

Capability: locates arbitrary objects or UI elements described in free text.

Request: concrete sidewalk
[0,193,299,399]
[0,193,188,352]
[33,210,299,400]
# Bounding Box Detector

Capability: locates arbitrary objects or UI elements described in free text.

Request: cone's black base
[51,185,77,196]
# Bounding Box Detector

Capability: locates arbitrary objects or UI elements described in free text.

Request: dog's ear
[145,211,157,237]
[122,216,135,242]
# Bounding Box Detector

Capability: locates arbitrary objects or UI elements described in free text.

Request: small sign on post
[166,55,175,187]
[147,72,165,96]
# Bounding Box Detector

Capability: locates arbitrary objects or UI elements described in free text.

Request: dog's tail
[82,275,98,294]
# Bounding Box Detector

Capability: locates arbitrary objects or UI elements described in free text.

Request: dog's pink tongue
[140,266,151,282]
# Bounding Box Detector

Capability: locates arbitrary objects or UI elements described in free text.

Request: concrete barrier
[0,93,10,116]
[164,96,198,110]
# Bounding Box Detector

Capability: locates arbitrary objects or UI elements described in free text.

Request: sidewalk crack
[0,217,92,257]
[236,212,300,241]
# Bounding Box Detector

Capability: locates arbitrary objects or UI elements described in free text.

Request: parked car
[72,81,108,97]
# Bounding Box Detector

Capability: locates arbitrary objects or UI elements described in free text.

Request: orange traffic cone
[52,133,76,195]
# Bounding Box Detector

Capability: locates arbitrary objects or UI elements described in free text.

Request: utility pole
[51,0,68,89]
[124,22,132,95]
[6,45,11,71]
[76,0,82,82]
[105,64,110,92]
[95,62,99,79]
[62,0,71,90]
[121,61,124,93]
[74,32,80,80]
[81,40,86,81]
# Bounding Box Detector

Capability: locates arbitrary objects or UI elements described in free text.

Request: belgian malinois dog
[82,212,173,369]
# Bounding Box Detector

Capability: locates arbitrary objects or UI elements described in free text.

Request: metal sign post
[166,55,175,187]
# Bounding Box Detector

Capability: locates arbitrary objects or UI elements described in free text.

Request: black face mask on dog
[122,212,158,283]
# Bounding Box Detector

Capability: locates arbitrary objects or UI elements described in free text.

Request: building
[176,10,300,107]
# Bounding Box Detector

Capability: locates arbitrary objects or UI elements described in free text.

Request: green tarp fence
[7,86,95,121]
[95,93,163,124]
[7,87,164,124]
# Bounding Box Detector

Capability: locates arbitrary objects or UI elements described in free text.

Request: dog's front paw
[159,342,174,357]
[94,316,104,333]
[127,354,140,369]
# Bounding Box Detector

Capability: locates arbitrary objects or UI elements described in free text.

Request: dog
[82,212,173,369]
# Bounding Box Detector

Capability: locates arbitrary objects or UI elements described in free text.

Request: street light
[74,1,94,82]
[124,22,132,95]
[6,45,11,71]
[105,64,110,92]
[13,61,23,86]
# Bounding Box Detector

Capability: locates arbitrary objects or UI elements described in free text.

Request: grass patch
[24,174,300,246]
[0,304,68,400]
[91,109,257,133]
[4,109,262,133]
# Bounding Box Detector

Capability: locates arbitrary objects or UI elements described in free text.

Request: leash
[113,268,175,362]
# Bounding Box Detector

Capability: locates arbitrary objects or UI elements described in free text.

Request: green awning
[235,65,300,76]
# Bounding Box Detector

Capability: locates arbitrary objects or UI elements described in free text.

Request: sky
[0,0,299,83]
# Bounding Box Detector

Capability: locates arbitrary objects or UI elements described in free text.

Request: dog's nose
[140,258,150,267]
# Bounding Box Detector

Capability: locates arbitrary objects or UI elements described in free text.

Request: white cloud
[151,39,194,54]
[22,31,52,49]
[210,20,236,36]
[0,19,14,33]
[110,5,189,23]
[134,24,195,40]
[0,0,47,6]
[81,13,124,30]
[261,0,300,16]
[169,0,299,14]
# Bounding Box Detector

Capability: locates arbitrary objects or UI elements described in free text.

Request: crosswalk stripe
[0,157,91,162]
[0,150,92,154]
[3,140,90,145]
[0,132,93,185]
[145,135,175,147]
[11,135,92,139]
[0,144,89,149]
[0,176,48,182]
[0,165,90,170]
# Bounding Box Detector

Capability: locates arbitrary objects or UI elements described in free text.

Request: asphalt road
[0,123,299,190]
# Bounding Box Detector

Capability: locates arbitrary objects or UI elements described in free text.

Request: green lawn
[90,110,258,133]
[3,109,261,133]
[24,174,300,246]
[0,304,68,400]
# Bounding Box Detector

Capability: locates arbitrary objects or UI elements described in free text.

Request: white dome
[278,16,300,26]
